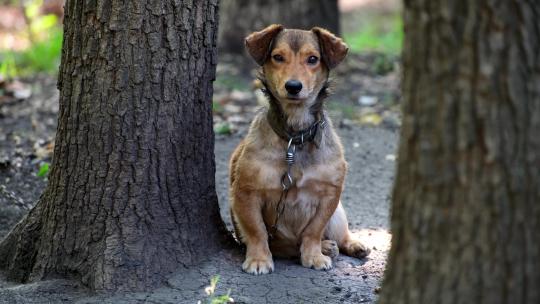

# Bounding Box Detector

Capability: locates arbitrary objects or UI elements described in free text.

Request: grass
[343,14,403,56]
[0,26,63,77]
[198,275,234,304]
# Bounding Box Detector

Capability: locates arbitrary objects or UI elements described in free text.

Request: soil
[0,52,399,302]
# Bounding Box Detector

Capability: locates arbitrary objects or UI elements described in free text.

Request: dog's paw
[301,253,333,270]
[321,240,339,258]
[345,239,371,259]
[242,255,274,275]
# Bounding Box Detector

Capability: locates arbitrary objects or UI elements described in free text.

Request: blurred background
[0,0,402,235]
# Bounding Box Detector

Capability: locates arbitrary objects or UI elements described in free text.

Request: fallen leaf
[358,113,382,125]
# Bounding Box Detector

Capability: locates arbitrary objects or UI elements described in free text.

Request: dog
[229,24,370,275]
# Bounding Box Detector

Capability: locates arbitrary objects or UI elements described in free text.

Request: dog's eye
[307,56,319,65]
[272,54,284,62]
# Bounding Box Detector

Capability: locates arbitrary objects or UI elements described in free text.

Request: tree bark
[218,0,340,54]
[379,1,540,303]
[0,0,229,292]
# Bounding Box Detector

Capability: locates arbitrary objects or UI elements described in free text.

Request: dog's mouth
[285,95,305,103]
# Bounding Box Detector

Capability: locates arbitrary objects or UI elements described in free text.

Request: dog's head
[245,24,348,107]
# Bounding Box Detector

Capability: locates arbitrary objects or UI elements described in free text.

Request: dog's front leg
[300,188,341,270]
[232,190,274,275]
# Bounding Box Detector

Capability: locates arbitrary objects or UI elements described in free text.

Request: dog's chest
[262,165,332,238]
[255,141,344,236]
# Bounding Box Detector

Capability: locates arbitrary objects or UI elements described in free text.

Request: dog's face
[245,25,348,107]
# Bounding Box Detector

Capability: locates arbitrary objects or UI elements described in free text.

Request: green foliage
[0,52,18,80]
[198,275,234,304]
[18,27,63,74]
[25,0,59,36]
[214,122,232,135]
[0,0,63,77]
[344,15,403,55]
[0,27,63,77]
[37,162,50,178]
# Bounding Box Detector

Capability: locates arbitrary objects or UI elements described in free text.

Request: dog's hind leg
[321,240,339,258]
[324,202,371,259]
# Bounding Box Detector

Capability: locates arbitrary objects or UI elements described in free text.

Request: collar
[260,74,330,148]
[267,112,326,148]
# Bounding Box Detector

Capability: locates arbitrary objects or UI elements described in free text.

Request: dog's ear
[245,24,284,65]
[311,27,348,69]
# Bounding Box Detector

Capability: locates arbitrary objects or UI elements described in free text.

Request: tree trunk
[218,0,339,54]
[379,1,540,303]
[0,0,229,292]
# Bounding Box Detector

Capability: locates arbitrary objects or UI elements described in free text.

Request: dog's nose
[285,80,303,95]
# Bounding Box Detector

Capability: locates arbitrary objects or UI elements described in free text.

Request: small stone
[340,119,355,128]
[385,154,396,161]
[358,95,378,106]
[229,89,252,102]
[374,286,381,294]
[6,80,32,100]
[381,112,401,129]
[224,104,242,113]
[227,115,249,124]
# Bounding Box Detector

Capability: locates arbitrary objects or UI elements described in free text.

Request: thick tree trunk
[218,0,339,54]
[0,0,228,291]
[379,1,540,303]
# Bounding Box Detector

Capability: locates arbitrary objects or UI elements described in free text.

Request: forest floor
[0,2,401,299]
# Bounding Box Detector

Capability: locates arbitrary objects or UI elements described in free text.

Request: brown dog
[229,24,370,275]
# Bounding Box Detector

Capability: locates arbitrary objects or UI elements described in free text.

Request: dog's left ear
[245,24,284,65]
[311,27,348,69]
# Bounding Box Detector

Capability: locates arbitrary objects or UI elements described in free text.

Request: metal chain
[269,138,296,239]
[268,117,326,239]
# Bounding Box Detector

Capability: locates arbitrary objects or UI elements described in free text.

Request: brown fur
[230,25,370,274]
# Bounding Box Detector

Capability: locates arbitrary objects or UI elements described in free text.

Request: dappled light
[355,228,392,253]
